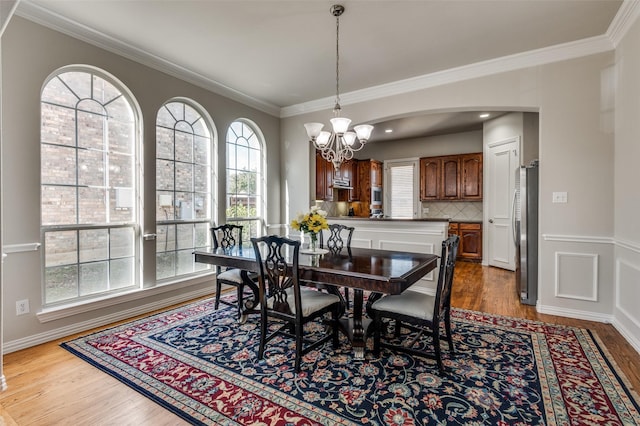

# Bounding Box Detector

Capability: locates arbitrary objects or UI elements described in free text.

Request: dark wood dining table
[194,245,439,359]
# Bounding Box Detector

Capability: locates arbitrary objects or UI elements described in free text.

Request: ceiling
[16,0,623,141]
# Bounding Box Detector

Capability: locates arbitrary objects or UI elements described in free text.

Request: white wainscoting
[329,219,448,294]
[613,240,640,354]
[554,252,599,301]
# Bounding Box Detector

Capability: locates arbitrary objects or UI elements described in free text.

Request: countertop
[329,216,451,222]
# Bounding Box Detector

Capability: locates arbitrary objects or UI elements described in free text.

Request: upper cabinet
[315,152,360,202]
[460,153,483,200]
[371,160,383,187]
[315,151,333,201]
[420,152,482,201]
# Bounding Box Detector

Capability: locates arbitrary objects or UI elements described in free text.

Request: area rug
[61,297,640,425]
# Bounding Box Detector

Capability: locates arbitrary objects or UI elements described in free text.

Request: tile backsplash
[421,201,483,221]
[315,200,483,221]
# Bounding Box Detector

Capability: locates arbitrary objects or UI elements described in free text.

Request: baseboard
[611,317,640,356]
[2,287,214,354]
[537,303,614,324]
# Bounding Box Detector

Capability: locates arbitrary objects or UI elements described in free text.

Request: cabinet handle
[488,219,494,223]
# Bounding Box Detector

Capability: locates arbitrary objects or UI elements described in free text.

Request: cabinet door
[348,159,360,201]
[371,160,383,187]
[461,153,483,200]
[440,156,461,200]
[459,223,482,260]
[420,157,440,200]
[315,151,333,201]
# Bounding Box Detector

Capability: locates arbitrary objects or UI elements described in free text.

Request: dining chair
[370,234,460,373]
[319,223,355,305]
[251,235,342,373]
[211,224,255,320]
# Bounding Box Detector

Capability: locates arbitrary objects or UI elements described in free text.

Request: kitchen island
[322,217,449,294]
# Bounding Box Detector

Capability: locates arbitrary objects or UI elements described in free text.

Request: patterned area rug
[61,297,640,425]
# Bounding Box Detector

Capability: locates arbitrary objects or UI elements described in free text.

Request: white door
[486,137,520,270]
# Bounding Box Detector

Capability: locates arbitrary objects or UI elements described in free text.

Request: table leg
[239,270,260,324]
[338,288,371,360]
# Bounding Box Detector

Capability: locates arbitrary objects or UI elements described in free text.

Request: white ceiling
[16,0,624,141]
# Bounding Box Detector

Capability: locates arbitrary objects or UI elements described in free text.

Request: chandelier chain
[335,10,341,111]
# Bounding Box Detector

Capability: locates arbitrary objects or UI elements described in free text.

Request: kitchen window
[386,159,419,219]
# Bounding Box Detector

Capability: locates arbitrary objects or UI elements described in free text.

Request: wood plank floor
[1,262,638,425]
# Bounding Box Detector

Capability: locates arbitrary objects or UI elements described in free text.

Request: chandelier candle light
[304,4,374,172]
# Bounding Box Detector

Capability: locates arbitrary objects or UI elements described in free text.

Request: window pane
[45,265,79,303]
[45,231,78,267]
[175,127,193,163]
[79,229,109,262]
[41,104,76,146]
[79,262,108,295]
[42,186,77,226]
[109,152,133,187]
[58,72,91,100]
[78,149,105,187]
[77,107,105,150]
[156,252,176,280]
[110,227,134,258]
[176,249,194,275]
[156,127,174,160]
[78,187,107,224]
[194,135,210,164]
[42,145,76,185]
[42,76,79,106]
[176,223,194,250]
[175,162,193,192]
[110,258,134,289]
[108,119,134,154]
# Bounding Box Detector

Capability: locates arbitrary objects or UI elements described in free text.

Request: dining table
[194,244,439,360]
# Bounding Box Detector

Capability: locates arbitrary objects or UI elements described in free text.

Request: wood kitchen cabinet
[420,157,440,200]
[461,153,483,200]
[371,160,383,187]
[449,222,482,261]
[315,151,333,201]
[420,152,482,201]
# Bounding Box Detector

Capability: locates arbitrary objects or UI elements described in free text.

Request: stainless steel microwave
[371,186,382,206]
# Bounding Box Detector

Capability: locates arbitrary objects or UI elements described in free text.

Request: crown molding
[15,0,281,117]
[281,34,614,118]
[607,0,640,47]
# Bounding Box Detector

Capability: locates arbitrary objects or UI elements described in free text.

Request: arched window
[156,100,214,280]
[41,67,139,305]
[226,120,264,240]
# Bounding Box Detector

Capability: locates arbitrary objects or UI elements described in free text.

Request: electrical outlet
[16,299,30,316]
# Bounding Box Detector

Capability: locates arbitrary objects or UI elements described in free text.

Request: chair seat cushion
[267,287,340,317]
[217,269,256,284]
[371,290,436,322]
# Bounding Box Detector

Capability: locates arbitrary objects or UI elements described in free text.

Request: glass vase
[309,232,318,253]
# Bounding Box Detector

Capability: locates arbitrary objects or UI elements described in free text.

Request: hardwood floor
[1,263,638,425]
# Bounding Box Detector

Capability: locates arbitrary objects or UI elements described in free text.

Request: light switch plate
[552,192,568,203]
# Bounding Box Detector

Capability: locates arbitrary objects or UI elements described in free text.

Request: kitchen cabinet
[356,159,383,216]
[315,151,333,201]
[420,157,440,200]
[448,222,482,261]
[420,152,482,201]
[316,152,360,202]
[440,156,461,200]
[371,160,383,187]
[461,153,483,200]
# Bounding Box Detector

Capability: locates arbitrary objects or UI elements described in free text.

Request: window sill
[36,272,214,323]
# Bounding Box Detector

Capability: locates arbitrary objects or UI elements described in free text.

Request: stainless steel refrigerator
[513,161,539,305]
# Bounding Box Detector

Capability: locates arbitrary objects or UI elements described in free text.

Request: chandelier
[304,4,374,172]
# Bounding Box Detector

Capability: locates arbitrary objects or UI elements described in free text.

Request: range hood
[331,178,352,190]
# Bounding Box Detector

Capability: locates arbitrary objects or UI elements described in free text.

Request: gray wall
[1,17,280,347]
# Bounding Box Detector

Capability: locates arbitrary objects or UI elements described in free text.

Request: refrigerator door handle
[511,189,518,246]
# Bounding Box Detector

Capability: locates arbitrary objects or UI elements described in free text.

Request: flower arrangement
[290,205,329,235]
[291,206,329,252]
